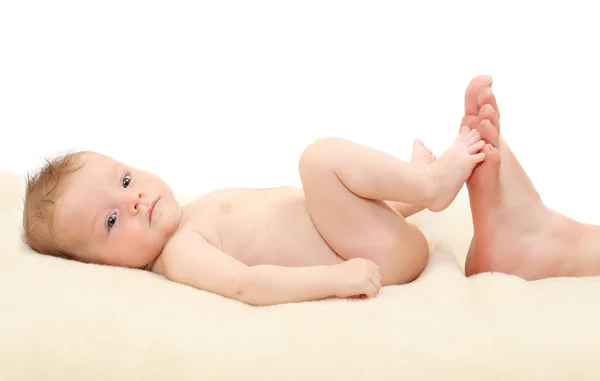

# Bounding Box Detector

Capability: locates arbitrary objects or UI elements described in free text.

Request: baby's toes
[470,151,486,164]
[468,139,486,154]
[466,129,481,146]
[458,125,471,138]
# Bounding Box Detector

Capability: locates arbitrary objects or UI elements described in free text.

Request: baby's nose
[129,193,144,215]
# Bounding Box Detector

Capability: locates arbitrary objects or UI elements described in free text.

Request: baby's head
[22,151,182,268]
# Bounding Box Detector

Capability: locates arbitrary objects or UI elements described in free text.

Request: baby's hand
[330,258,382,298]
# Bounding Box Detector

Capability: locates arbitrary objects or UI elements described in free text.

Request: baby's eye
[122,174,131,188]
[107,213,117,230]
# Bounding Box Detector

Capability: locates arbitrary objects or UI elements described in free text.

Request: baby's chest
[186,188,338,266]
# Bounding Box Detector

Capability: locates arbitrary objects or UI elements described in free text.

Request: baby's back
[180,186,342,267]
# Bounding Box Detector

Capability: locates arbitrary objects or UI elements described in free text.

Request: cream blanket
[2,170,600,381]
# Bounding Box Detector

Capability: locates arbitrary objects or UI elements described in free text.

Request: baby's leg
[387,139,436,218]
[299,130,484,285]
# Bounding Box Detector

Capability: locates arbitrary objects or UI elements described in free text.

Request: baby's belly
[215,187,343,267]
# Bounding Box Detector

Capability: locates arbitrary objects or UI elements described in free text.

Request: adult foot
[461,76,593,279]
[426,127,485,212]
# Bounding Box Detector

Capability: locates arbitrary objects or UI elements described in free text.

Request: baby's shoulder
[150,227,213,275]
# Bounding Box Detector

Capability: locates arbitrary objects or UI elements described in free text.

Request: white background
[1,1,599,225]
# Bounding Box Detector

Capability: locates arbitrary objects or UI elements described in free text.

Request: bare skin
[54,132,484,306]
[156,132,485,305]
[460,75,600,279]
[387,139,436,218]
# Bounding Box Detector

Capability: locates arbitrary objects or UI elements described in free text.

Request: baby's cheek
[121,221,162,254]
[129,224,150,242]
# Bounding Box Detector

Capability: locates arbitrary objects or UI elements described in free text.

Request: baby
[22,127,486,306]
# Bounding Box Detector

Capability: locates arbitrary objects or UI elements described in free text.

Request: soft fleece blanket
[2,170,600,381]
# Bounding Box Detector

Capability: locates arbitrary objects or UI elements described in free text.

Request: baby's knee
[383,225,430,285]
[299,137,344,175]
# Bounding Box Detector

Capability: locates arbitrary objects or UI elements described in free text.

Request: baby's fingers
[371,276,382,293]
[373,268,382,282]
[360,281,379,298]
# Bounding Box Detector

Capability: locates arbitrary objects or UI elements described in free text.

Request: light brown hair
[21,152,86,259]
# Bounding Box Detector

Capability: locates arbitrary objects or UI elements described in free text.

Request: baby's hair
[21,151,87,259]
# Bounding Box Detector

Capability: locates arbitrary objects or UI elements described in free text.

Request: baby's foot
[426,126,485,212]
[411,139,436,165]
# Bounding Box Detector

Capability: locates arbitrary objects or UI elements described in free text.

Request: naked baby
[22,128,489,306]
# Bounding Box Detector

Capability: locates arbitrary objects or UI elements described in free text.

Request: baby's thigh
[308,199,429,286]
[299,148,429,285]
[349,221,429,286]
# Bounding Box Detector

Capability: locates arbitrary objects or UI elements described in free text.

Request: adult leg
[460,75,600,279]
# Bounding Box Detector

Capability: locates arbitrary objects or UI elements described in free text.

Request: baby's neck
[139,255,158,272]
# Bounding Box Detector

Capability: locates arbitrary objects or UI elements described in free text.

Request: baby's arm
[155,231,381,306]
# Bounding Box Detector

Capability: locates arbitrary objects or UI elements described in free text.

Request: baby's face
[54,152,182,268]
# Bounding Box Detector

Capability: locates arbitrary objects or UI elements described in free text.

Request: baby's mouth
[149,197,160,223]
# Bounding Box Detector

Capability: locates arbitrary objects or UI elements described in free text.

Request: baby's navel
[220,202,232,214]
